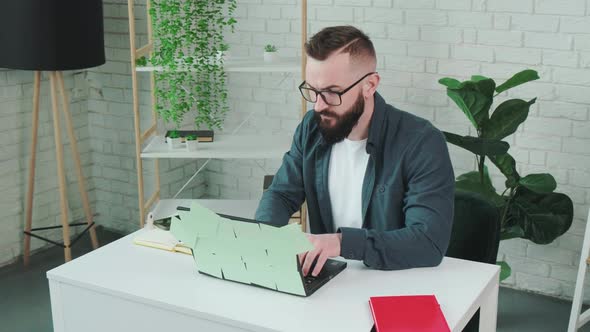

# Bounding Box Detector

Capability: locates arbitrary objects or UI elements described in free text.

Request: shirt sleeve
[255,119,307,227]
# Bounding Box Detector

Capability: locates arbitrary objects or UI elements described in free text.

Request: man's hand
[299,233,342,277]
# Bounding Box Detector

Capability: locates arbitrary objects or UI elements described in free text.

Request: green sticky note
[273,262,306,296]
[231,219,263,248]
[267,248,299,270]
[187,202,221,238]
[258,223,282,251]
[170,216,198,249]
[263,222,314,257]
[217,247,250,284]
[279,223,314,254]
[217,219,237,241]
[193,238,222,278]
[246,256,277,290]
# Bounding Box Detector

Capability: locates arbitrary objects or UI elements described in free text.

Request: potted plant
[439,69,574,281]
[263,44,278,62]
[166,130,182,149]
[185,134,199,151]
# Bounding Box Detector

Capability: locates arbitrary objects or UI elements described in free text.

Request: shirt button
[379,186,385,193]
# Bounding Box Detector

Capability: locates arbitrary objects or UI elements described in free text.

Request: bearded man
[255,26,455,277]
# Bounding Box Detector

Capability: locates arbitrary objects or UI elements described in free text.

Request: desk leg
[49,281,65,332]
[479,279,499,332]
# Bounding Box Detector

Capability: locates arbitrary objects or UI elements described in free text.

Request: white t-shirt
[328,138,370,231]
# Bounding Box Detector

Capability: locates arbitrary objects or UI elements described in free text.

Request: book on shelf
[165,130,214,143]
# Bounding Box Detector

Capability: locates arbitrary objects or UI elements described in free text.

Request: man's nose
[314,94,328,113]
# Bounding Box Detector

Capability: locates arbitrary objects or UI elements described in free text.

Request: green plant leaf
[497,261,512,281]
[455,170,505,207]
[508,187,574,244]
[483,98,536,140]
[443,132,509,156]
[500,225,524,240]
[495,69,540,94]
[442,78,495,129]
[471,75,490,82]
[489,153,520,189]
[446,90,479,128]
[518,173,557,194]
[438,77,461,89]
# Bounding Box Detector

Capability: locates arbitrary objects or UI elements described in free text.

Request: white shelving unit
[141,134,292,159]
[136,56,301,73]
[126,1,308,228]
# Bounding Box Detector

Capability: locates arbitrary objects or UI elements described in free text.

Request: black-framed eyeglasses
[298,72,377,106]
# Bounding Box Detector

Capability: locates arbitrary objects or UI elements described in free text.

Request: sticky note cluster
[170,202,314,296]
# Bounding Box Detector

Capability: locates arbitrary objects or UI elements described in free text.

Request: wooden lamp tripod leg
[49,71,72,262]
[23,71,42,266]
[56,72,99,249]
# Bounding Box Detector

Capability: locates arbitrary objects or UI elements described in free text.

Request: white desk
[47,230,499,332]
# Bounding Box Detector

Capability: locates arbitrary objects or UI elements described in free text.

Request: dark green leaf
[443,78,495,129]
[438,77,462,89]
[519,173,557,194]
[495,69,540,94]
[447,90,478,128]
[483,98,536,140]
[455,171,505,207]
[509,187,574,244]
[471,75,490,82]
[500,224,524,240]
[489,153,520,188]
[443,132,509,156]
[497,261,512,281]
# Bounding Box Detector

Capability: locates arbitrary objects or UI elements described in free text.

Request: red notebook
[369,295,450,332]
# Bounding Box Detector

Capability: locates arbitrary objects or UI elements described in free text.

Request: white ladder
[569,207,590,331]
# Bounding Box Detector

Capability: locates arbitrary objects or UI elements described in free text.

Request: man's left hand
[299,233,342,277]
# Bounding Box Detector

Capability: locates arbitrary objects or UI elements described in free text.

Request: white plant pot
[263,52,278,62]
[167,137,182,150]
[186,140,199,151]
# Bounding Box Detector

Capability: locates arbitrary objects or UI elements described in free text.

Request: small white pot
[186,139,199,151]
[167,137,182,149]
[263,52,278,62]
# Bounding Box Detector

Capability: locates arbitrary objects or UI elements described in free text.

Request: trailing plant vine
[148,0,237,130]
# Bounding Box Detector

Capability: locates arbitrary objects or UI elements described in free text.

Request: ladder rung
[136,43,153,58]
[144,190,160,212]
[141,124,157,144]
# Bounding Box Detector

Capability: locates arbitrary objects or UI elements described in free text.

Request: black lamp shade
[0,0,106,71]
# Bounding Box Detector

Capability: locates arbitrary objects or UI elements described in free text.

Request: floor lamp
[0,0,106,264]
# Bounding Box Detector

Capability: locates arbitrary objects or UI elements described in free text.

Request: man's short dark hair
[304,26,376,63]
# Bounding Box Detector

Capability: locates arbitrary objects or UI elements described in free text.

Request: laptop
[176,207,347,297]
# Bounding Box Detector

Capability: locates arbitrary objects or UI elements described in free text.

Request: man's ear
[364,73,380,98]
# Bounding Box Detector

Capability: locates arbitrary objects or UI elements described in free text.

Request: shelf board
[150,198,259,221]
[136,56,300,73]
[141,134,292,159]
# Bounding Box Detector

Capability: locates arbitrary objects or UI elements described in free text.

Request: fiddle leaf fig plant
[149,0,237,130]
[439,69,574,280]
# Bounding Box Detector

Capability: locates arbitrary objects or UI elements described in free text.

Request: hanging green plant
[149,0,237,130]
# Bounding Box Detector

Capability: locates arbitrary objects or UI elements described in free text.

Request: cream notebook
[133,227,192,255]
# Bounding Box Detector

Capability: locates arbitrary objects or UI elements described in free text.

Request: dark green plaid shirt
[255,92,455,270]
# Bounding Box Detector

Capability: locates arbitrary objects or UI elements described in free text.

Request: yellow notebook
[133,227,192,255]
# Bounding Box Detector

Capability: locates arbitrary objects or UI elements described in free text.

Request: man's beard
[314,92,365,145]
